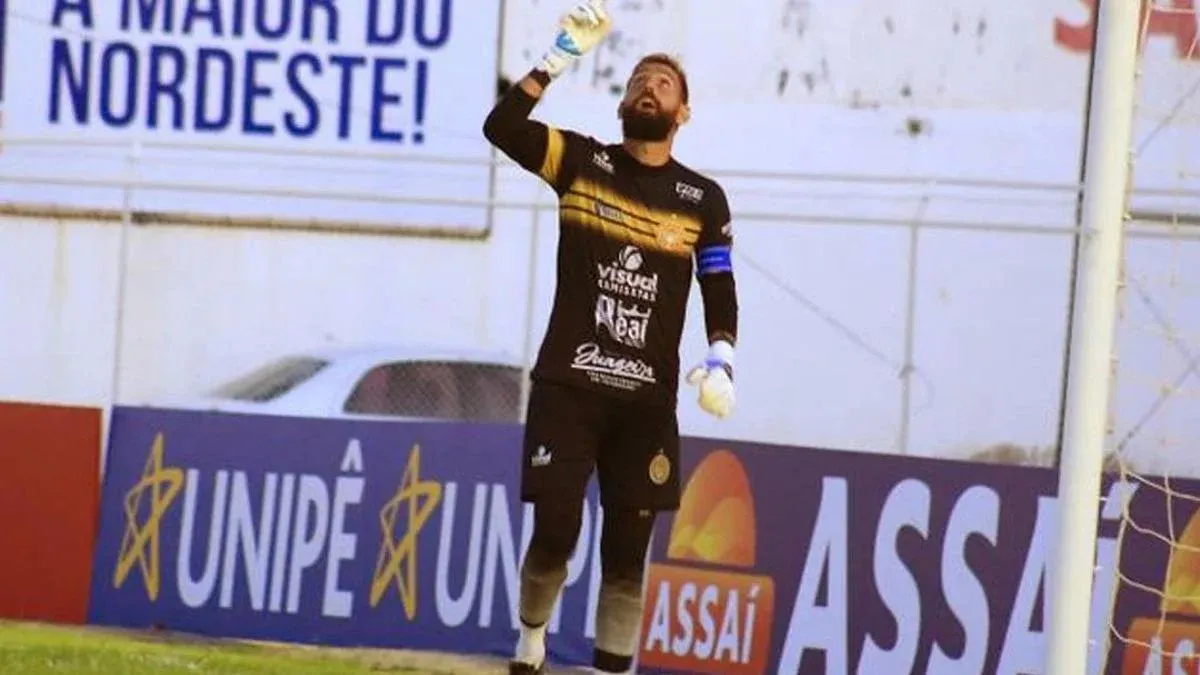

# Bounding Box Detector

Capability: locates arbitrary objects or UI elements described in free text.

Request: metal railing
[2,136,1199,466]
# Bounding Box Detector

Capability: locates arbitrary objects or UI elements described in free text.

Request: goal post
[1045,0,1144,672]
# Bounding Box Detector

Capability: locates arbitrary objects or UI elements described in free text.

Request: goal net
[1101,2,1200,673]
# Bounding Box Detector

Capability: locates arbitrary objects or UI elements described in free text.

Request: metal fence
[2,137,1199,472]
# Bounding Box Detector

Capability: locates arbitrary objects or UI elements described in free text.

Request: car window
[458,365,523,423]
[344,361,462,419]
[344,361,523,422]
[211,357,329,402]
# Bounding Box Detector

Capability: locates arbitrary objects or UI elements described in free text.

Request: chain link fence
[207,354,526,424]
[4,136,1198,469]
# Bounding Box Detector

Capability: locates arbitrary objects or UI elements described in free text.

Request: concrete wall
[3,0,1199,473]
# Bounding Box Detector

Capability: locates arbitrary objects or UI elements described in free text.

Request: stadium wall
[1,0,1199,469]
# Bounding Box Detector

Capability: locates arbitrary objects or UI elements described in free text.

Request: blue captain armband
[696,244,733,277]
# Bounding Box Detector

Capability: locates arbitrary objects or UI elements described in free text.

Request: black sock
[592,648,633,673]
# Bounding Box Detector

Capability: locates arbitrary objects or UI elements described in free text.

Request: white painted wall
[3,0,1200,473]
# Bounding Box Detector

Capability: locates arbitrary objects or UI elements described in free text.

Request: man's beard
[621,103,674,142]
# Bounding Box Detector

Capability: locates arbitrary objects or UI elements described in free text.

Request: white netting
[1105,2,1200,672]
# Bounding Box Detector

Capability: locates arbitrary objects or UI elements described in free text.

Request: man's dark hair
[632,53,689,104]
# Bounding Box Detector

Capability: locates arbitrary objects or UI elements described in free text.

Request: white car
[186,345,527,424]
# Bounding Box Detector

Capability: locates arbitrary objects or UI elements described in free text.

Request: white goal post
[1045,0,1145,673]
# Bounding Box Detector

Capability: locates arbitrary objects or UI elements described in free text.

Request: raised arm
[481,1,611,191]
[482,74,552,178]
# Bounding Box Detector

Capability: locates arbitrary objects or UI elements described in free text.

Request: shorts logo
[571,342,656,391]
[648,451,671,486]
[676,182,704,204]
[595,293,651,349]
[530,446,552,468]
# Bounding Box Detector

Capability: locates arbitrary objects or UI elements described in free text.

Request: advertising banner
[88,406,603,664]
[639,438,1125,675]
[1102,476,1200,675]
[0,400,102,624]
[92,406,1198,673]
[0,0,500,230]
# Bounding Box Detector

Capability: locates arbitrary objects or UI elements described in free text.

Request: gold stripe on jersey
[572,178,703,235]
[560,177,702,256]
[539,128,566,185]
[559,203,661,245]
[560,209,695,257]
[559,199,697,257]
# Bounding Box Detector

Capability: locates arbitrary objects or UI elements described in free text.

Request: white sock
[514,622,547,665]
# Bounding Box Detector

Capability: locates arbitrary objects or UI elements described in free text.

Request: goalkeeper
[482,1,739,673]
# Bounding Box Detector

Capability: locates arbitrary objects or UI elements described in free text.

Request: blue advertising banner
[89,406,602,665]
[639,439,1126,675]
[94,406,1190,674]
[1,1,499,230]
[1102,474,1200,675]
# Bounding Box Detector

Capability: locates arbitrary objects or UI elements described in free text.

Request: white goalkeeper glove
[537,0,612,79]
[685,340,736,419]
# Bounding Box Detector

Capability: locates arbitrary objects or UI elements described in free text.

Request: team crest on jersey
[657,217,688,251]
[676,182,704,204]
[593,151,615,174]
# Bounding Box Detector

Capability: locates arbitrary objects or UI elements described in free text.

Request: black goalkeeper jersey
[484,85,736,407]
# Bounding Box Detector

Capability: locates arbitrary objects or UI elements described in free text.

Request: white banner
[0,0,501,230]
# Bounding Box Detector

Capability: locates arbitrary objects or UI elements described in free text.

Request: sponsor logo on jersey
[595,293,652,349]
[598,246,659,303]
[676,181,705,204]
[595,202,625,223]
[571,342,656,391]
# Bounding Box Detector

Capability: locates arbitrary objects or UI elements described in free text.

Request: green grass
[0,620,477,674]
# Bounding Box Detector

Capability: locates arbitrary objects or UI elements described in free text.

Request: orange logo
[1122,508,1200,673]
[639,449,775,674]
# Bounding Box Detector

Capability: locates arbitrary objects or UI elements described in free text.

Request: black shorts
[521,381,682,512]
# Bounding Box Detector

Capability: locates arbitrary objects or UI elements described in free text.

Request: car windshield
[211,356,329,402]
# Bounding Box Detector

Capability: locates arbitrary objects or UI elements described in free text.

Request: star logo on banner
[113,432,185,602]
[369,443,442,620]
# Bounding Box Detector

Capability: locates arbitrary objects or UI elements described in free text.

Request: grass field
[0,620,523,674]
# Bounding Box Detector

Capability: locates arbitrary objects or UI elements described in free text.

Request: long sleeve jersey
[483,82,738,407]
